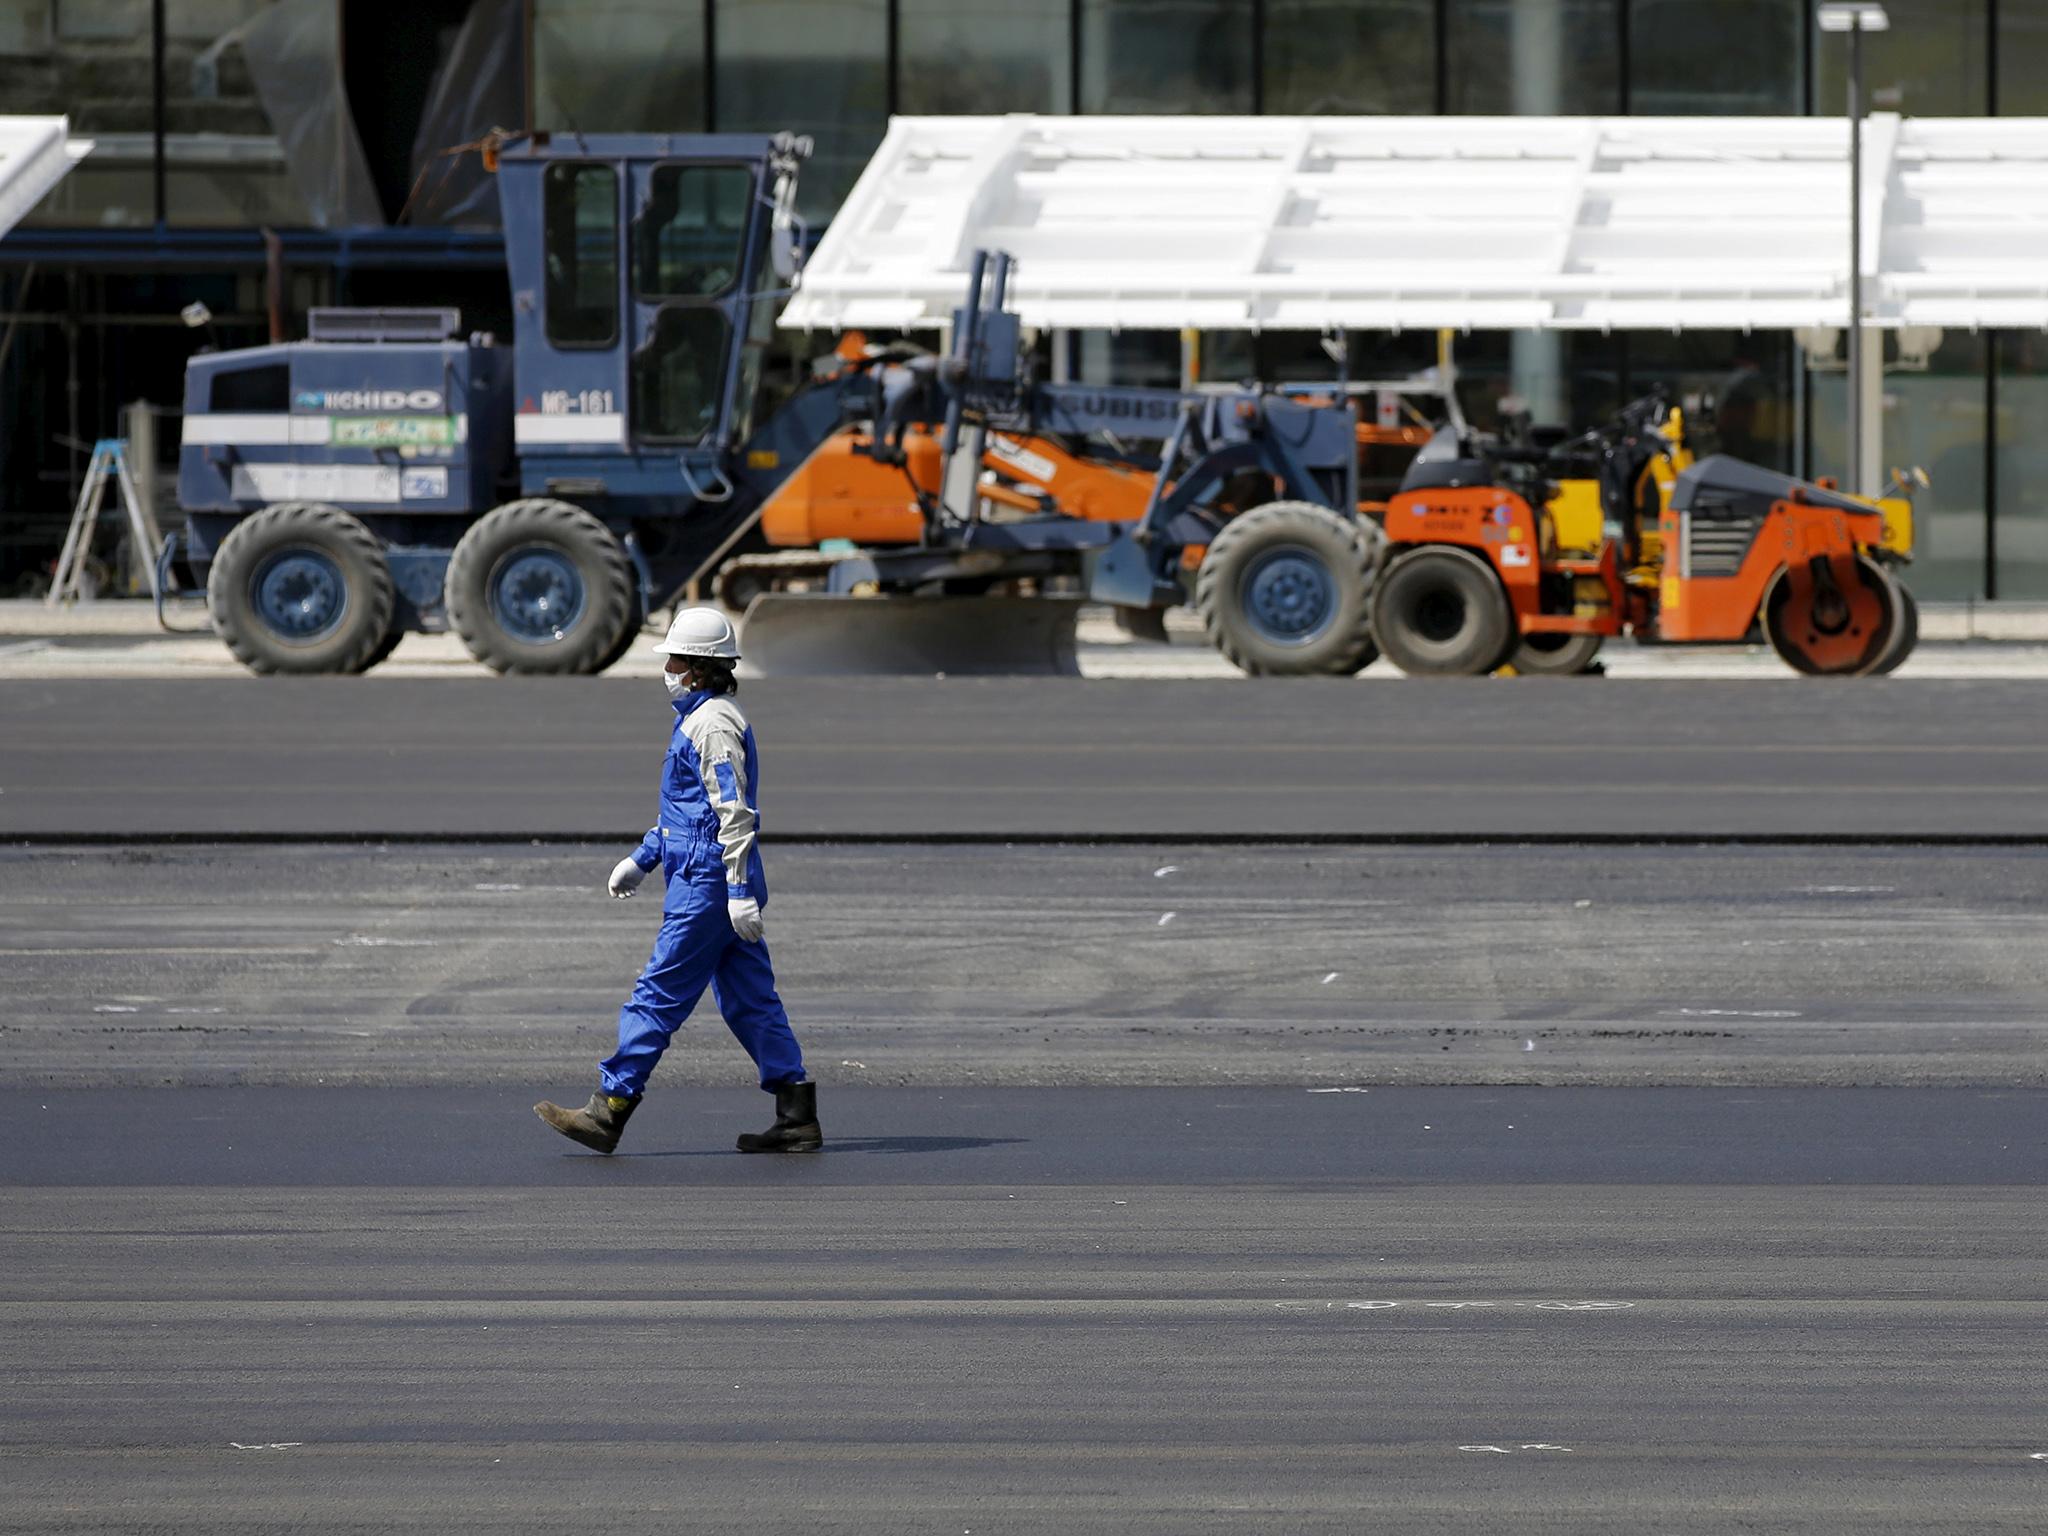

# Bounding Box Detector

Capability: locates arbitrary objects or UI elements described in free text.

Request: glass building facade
[4,0,2048,598]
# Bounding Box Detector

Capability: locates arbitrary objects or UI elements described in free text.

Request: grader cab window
[543,162,620,347]
[632,305,730,443]
[632,165,755,300]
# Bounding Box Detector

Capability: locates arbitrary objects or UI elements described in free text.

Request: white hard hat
[652,605,741,660]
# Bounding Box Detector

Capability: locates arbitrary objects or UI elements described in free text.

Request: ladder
[45,439,164,605]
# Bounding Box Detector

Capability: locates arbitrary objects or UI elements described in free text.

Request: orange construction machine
[1370,393,1919,678]
[715,425,1156,608]
[718,384,1448,609]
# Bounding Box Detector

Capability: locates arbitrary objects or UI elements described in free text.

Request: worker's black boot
[534,1089,640,1154]
[736,1081,822,1153]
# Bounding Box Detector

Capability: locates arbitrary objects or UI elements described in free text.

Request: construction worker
[534,606,821,1156]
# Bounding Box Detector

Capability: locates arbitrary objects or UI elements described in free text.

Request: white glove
[608,856,648,898]
[727,897,764,943]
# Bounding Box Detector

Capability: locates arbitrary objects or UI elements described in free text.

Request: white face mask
[663,670,688,699]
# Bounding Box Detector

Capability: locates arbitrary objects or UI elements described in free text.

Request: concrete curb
[12,596,2048,642]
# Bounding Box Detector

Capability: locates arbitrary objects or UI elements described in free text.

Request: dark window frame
[630,160,761,304]
[630,303,736,446]
[542,160,622,351]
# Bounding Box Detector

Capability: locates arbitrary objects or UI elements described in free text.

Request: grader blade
[739,593,1084,677]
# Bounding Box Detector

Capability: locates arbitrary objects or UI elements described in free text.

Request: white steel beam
[0,117,91,243]
[781,114,2048,335]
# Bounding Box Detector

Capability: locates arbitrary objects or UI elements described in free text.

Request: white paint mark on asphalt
[2029,1452,2048,1461]
[1321,972,1339,985]
[1153,865,1178,878]
[333,936,437,947]
[840,1060,867,1069]
[166,1007,226,1015]
[1573,899,1592,909]
[229,1442,303,1451]
[1523,1039,1536,1051]
[1461,1443,1574,1454]
[473,883,524,892]
[1306,1087,1369,1094]
[1797,885,1896,894]
[1668,1007,1800,1019]
[1274,1300,1638,1313]
[1157,912,1176,926]
[92,1004,139,1013]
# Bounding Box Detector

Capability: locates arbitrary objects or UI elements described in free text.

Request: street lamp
[1818,1,1889,495]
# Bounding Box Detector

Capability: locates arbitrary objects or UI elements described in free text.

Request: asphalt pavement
[9,665,2048,1530]
[9,842,2048,1089]
[3,1086,2045,1534]
[7,676,2048,838]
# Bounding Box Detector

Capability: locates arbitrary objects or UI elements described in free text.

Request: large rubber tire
[351,624,405,674]
[1508,631,1605,676]
[1194,501,1379,676]
[1370,546,1517,677]
[445,499,634,675]
[1867,582,1919,676]
[592,600,649,674]
[1762,554,1902,677]
[206,502,395,675]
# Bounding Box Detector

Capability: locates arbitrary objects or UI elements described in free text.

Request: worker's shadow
[618,1135,1026,1159]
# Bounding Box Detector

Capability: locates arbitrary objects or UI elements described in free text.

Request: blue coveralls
[599,689,807,1098]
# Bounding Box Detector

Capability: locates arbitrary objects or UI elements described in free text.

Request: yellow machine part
[1874,494,1915,556]
[1546,479,1605,553]
[1546,408,1694,562]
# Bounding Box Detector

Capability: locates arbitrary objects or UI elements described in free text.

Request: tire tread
[445,498,634,675]
[206,502,395,676]
[1194,501,1381,676]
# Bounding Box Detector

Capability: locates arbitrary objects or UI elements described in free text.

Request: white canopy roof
[781,113,2048,334]
[0,117,91,242]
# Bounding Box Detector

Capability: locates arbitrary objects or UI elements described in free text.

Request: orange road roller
[1371,395,1919,678]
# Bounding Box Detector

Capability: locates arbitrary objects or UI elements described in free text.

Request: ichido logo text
[295,388,445,413]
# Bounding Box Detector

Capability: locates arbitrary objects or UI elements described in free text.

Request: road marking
[1667,1008,1801,1019]
[0,946,317,956]
[1461,1443,1574,1454]
[228,1442,303,1451]
[1157,912,1175,926]
[1273,1300,1633,1312]
[332,936,437,947]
